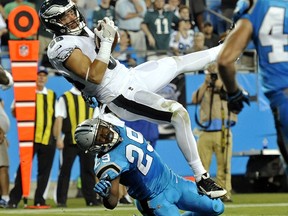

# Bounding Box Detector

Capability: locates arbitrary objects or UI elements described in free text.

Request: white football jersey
[47,27,129,103]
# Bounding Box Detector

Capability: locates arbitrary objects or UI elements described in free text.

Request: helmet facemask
[58,6,86,35]
[75,118,122,155]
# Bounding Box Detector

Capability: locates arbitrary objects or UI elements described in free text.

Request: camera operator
[192,62,237,202]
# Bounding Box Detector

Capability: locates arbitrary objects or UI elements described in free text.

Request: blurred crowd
[0,0,238,67]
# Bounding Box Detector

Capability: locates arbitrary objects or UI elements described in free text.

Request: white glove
[94,17,119,64]
[94,18,117,45]
[102,17,115,28]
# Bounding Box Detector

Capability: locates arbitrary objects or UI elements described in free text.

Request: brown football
[96,24,119,52]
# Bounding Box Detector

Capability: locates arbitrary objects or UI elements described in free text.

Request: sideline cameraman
[192,62,237,202]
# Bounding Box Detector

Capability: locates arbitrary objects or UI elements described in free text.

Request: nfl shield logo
[19,45,29,57]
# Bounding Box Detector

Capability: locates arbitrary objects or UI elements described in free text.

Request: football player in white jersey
[39,0,226,198]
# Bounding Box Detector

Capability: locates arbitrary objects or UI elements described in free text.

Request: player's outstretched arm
[217,19,252,93]
[217,19,253,114]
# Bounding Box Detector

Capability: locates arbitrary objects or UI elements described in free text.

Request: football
[95,23,119,52]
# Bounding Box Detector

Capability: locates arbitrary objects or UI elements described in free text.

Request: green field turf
[1,193,288,216]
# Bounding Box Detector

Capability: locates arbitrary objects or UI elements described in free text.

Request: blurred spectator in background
[188,31,208,53]
[141,0,179,60]
[34,1,53,67]
[8,66,57,208]
[72,0,98,29]
[169,19,194,56]
[0,1,13,7]
[189,0,206,32]
[4,0,35,40]
[115,0,147,64]
[145,0,153,10]
[109,0,116,7]
[192,62,237,202]
[54,87,98,207]
[113,30,138,67]
[164,0,181,17]
[0,65,13,208]
[217,0,237,34]
[203,21,220,48]
[91,0,115,29]
[178,4,195,29]
[178,4,190,20]
[0,3,7,44]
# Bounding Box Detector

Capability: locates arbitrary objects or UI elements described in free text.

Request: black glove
[227,88,250,114]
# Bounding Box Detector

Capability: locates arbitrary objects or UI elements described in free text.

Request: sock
[1,195,9,202]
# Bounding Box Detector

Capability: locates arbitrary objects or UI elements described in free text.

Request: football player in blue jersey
[217,0,288,165]
[74,116,224,216]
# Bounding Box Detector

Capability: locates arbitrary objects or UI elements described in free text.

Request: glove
[94,17,117,45]
[227,88,250,114]
[94,179,112,198]
[81,92,98,108]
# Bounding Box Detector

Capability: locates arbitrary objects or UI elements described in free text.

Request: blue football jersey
[241,0,288,94]
[94,125,171,201]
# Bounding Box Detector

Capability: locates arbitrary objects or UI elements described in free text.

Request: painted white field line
[225,203,288,208]
[0,203,288,214]
[0,206,137,214]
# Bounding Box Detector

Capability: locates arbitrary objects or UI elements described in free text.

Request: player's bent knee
[169,102,190,124]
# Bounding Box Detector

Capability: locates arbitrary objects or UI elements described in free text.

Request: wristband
[95,41,112,64]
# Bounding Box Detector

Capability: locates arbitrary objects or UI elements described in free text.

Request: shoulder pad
[47,36,76,62]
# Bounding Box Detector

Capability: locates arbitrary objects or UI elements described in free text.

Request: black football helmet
[39,0,86,36]
[74,118,122,155]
